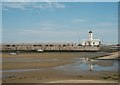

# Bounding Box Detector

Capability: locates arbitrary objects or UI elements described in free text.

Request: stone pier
[1,43,100,52]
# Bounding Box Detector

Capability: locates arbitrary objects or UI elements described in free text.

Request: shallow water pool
[54,59,119,75]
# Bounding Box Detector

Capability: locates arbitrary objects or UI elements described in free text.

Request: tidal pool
[54,59,119,75]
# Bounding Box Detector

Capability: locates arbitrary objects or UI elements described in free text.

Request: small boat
[79,58,86,60]
[37,49,44,52]
[9,52,18,55]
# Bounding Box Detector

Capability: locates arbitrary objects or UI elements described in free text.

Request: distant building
[81,31,101,46]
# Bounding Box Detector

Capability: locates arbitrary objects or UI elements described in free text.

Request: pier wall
[1,43,100,52]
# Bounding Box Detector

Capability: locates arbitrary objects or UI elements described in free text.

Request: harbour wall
[0,43,119,52]
[0,43,100,52]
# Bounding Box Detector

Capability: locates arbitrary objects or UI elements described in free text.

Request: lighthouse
[81,30,101,46]
[89,31,93,40]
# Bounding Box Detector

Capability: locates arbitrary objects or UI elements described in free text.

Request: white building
[81,31,101,46]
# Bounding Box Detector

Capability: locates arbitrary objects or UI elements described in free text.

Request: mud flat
[46,80,118,83]
[2,52,119,83]
[95,51,120,60]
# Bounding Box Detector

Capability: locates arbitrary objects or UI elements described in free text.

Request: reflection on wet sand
[55,57,118,74]
[89,64,93,71]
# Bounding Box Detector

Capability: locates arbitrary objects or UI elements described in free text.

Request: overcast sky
[2,2,118,44]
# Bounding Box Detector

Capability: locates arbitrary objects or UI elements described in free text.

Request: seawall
[0,43,119,52]
[0,43,100,52]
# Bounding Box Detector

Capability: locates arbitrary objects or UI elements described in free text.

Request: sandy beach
[2,52,119,83]
[46,80,118,83]
[96,51,120,60]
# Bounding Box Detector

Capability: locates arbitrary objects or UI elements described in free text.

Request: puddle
[54,59,119,75]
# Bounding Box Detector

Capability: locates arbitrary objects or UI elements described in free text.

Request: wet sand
[3,52,109,70]
[97,51,120,60]
[2,52,119,83]
[47,80,118,83]
[2,69,119,83]
[3,53,78,70]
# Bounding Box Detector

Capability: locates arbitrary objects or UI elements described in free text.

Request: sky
[2,2,118,44]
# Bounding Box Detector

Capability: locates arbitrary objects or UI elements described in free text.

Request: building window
[38,45,41,46]
[6,45,10,47]
[63,45,66,47]
[46,45,48,46]
[33,45,37,46]
[50,45,53,46]
[12,45,15,47]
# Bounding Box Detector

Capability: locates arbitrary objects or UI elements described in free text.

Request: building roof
[89,31,92,33]
[82,39,100,42]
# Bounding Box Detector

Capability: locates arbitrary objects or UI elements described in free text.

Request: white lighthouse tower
[81,30,101,46]
[89,31,93,40]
